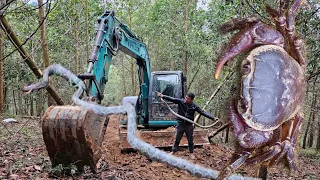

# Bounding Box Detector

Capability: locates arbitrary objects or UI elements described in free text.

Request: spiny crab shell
[238,45,305,131]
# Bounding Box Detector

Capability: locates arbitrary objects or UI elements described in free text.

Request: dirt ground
[1,115,320,180]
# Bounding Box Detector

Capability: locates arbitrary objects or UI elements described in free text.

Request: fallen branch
[0,121,13,135]
[208,121,231,139]
[6,118,33,140]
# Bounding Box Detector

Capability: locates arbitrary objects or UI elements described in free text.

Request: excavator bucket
[42,105,210,169]
[42,105,108,172]
[119,125,210,151]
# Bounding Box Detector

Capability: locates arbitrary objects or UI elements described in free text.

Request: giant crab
[214,0,309,179]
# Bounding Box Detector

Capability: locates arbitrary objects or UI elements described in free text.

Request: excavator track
[42,105,108,172]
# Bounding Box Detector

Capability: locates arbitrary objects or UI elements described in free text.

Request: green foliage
[102,65,123,105]
[1,0,320,126]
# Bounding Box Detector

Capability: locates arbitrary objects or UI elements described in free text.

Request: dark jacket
[162,95,215,124]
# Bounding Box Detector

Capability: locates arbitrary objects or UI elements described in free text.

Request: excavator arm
[81,10,150,120]
[30,11,154,171]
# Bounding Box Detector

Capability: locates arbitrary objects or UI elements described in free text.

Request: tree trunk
[121,57,127,96]
[187,64,201,91]
[75,17,79,74]
[224,126,229,143]
[308,116,315,148]
[18,89,22,115]
[37,91,44,117]
[308,91,317,148]
[12,90,17,115]
[184,0,189,77]
[316,121,320,150]
[84,0,89,61]
[4,85,8,112]
[73,0,79,74]
[30,95,34,116]
[128,4,136,95]
[38,0,54,106]
[302,76,318,148]
[0,29,4,113]
[303,115,311,149]
[24,96,27,114]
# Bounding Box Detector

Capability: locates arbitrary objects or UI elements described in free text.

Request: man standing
[157,92,217,159]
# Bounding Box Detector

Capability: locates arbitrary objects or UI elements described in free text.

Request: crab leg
[219,16,259,34]
[214,23,284,79]
[280,0,290,16]
[266,5,288,49]
[219,127,281,179]
[217,151,251,180]
[229,99,245,135]
[269,114,303,169]
[289,113,303,148]
[266,5,285,31]
[287,0,310,36]
[286,114,303,171]
[244,127,282,165]
[292,38,307,67]
[216,99,251,179]
[264,0,288,31]
[244,144,281,165]
[286,0,310,65]
[268,119,294,166]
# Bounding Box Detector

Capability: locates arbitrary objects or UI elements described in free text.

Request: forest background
[0,0,320,157]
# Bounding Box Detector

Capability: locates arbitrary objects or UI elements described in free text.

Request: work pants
[172,122,194,153]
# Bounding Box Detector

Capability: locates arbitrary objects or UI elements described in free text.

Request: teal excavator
[32,10,209,171]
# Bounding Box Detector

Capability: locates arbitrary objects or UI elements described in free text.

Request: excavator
[24,10,211,171]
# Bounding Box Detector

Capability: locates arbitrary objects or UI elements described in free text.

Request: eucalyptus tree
[0,30,3,113]
[296,0,320,149]
[1,1,44,115]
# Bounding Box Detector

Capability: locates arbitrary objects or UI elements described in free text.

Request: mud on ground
[0,115,319,179]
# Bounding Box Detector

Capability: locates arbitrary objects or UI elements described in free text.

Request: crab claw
[214,61,224,79]
[214,31,253,79]
[214,22,284,79]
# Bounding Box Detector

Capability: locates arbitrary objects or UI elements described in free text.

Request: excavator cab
[121,71,185,128]
[119,71,209,150]
[148,71,185,127]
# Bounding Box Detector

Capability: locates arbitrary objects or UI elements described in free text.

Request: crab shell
[238,45,305,131]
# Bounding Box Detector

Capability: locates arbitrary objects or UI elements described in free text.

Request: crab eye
[238,99,248,114]
[241,60,251,75]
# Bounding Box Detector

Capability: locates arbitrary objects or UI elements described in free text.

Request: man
[157,92,217,159]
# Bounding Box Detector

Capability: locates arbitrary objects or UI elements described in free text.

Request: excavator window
[152,74,179,102]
